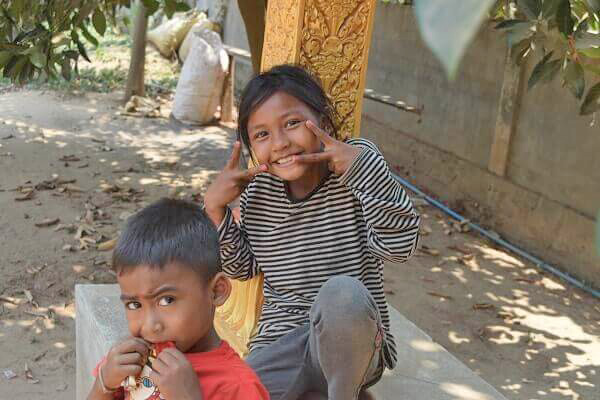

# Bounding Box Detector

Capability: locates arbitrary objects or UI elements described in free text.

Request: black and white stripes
[218,138,420,369]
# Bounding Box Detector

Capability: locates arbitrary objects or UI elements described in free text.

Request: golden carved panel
[299,0,376,138]
[261,0,305,71]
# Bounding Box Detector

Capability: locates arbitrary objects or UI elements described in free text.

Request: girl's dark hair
[237,65,339,160]
[112,198,221,281]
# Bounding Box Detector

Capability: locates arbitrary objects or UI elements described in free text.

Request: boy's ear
[209,272,231,307]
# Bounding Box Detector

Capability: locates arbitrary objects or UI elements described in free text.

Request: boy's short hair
[112,198,221,280]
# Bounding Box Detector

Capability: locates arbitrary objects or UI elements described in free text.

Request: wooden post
[489,48,525,177]
[220,54,235,123]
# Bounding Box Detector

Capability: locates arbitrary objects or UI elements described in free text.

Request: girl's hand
[149,348,203,400]
[294,120,361,176]
[102,337,151,391]
[204,141,267,226]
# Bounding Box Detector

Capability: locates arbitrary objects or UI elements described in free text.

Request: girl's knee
[313,276,378,327]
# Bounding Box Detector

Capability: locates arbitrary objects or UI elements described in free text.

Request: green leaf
[61,58,71,81]
[506,21,536,47]
[0,50,12,68]
[517,0,542,19]
[92,8,106,36]
[580,47,600,58]
[557,0,574,36]
[495,19,529,30]
[80,24,99,47]
[528,52,561,90]
[580,82,600,114]
[164,0,177,18]
[414,0,497,79]
[575,32,600,49]
[585,0,600,13]
[140,0,160,15]
[564,61,585,99]
[28,46,46,68]
[175,2,191,12]
[75,38,91,63]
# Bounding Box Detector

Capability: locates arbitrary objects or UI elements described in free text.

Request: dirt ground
[0,45,598,400]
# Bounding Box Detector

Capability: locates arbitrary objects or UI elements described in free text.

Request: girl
[204,65,420,400]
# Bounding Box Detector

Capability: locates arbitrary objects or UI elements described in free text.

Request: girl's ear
[209,272,232,307]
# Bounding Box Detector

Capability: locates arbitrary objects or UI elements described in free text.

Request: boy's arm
[339,139,421,263]
[87,376,123,400]
[216,197,260,281]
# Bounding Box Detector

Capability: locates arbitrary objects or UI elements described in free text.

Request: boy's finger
[226,141,242,170]
[156,349,180,365]
[119,364,142,376]
[116,338,150,356]
[117,352,144,366]
[294,152,331,163]
[239,164,268,181]
[306,120,333,144]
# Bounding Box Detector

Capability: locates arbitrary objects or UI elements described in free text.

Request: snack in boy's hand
[122,341,176,393]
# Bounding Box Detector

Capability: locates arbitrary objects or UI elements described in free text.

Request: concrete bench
[76,284,507,400]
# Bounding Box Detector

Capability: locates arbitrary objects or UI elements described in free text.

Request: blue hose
[393,173,600,299]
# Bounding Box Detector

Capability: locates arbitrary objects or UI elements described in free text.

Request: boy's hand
[101,337,150,391]
[294,120,361,176]
[204,141,267,226]
[149,348,203,400]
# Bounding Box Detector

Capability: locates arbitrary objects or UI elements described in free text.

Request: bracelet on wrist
[98,364,119,394]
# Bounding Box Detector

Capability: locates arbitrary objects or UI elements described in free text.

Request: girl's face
[247,91,327,187]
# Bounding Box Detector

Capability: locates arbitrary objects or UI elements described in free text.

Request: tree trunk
[124,2,148,101]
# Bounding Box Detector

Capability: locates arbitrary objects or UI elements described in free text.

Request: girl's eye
[158,296,175,306]
[126,302,141,310]
[254,131,268,139]
[285,119,301,128]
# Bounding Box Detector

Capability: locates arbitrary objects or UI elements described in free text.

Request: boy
[87,198,269,400]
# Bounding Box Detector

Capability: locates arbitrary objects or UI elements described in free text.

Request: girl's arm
[339,139,420,263]
[217,195,260,280]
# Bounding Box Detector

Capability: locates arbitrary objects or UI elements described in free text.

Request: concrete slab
[75,284,507,400]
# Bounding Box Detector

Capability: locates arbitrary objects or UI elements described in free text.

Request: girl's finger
[225,141,242,170]
[238,164,268,181]
[306,120,334,144]
[294,152,331,163]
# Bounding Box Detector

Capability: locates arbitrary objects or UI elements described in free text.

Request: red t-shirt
[93,340,269,400]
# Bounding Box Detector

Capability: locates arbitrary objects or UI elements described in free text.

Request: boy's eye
[285,119,301,128]
[126,301,141,310]
[158,296,175,306]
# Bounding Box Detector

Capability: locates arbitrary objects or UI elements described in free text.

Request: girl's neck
[286,161,329,200]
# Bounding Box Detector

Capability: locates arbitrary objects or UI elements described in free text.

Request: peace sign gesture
[204,141,267,226]
[293,120,362,176]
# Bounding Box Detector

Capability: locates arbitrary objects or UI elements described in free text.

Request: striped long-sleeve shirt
[217,138,420,369]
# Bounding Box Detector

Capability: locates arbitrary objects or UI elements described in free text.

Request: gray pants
[246,276,385,400]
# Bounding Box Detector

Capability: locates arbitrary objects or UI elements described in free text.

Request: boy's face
[117,262,229,353]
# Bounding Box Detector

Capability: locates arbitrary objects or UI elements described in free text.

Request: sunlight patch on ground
[440,382,495,400]
[411,339,442,352]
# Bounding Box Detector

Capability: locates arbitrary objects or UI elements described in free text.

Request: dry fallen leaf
[59,155,80,162]
[97,238,117,251]
[15,190,35,201]
[427,291,452,300]
[62,244,75,252]
[419,245,440,256]
[34,217,60,227]
[447,245,470,255]
[420,225,432,236]
[472,303,495,310]
[23,289,38,308]
[515,277,537,284]
[24,364,39,384]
